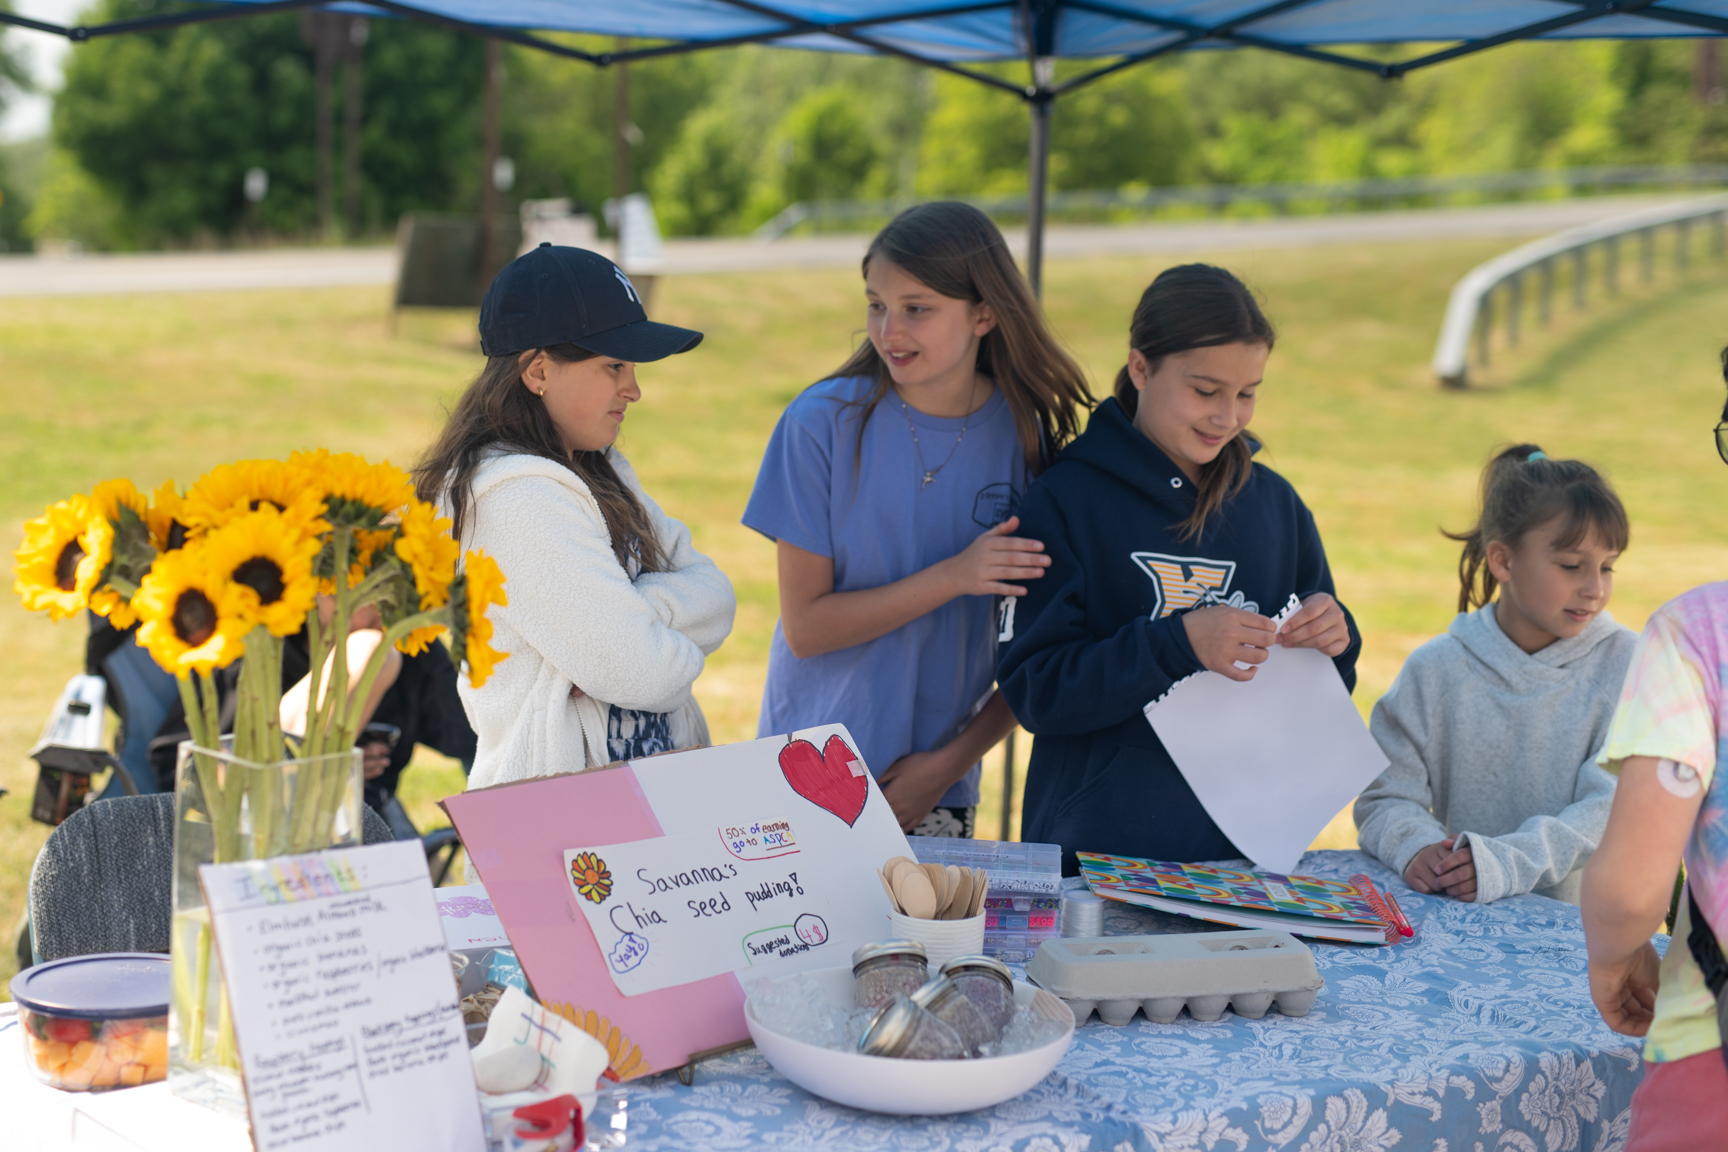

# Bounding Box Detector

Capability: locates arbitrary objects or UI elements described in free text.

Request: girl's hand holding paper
[1182,605,1276,681]
[1275,592,1351,656]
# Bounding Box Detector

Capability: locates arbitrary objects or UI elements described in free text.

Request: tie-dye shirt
[1597,581,1728,1062]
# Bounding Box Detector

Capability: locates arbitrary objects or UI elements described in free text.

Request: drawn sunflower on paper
[571,852,613,904]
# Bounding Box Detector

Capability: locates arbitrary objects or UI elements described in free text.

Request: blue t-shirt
[743,375,1029,808]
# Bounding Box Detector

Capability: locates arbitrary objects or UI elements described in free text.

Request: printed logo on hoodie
[1130,552,1259,618]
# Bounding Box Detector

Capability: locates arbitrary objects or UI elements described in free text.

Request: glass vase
[167,739,363,1116]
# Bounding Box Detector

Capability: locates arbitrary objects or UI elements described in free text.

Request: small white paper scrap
[1144,595,1388,873]
[199,840,485,1152]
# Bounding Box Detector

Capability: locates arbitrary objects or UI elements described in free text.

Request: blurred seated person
[87,614,181,795]
[280,599,476,838]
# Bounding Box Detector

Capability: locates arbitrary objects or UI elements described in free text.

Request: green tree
[48,0,483,246]
[501,39,717,216]
[0,3,35,250]
[650,104,754,234]
[766,85,880,206]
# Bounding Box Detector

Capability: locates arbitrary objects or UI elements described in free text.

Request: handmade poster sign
[1143,595,1389,874]
[443,724,911,1079]
[199,841,485,1152]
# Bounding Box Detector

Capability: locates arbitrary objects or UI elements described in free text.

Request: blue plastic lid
[8,953,171,1020]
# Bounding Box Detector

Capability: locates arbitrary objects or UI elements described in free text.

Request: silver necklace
[898,378,979,488]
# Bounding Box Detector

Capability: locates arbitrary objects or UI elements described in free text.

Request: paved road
[0,194,1697,297]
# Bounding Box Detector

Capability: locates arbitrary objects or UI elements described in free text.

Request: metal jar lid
[857,994,920,1057]
[851,940,927,971]
[908,974,961,1013]
[939,954,1012,987]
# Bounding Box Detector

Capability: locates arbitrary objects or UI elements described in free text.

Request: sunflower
[393,499,458,610]
[447,549,508,688]
[200,506,321,638]
[569,852,613,903]
[14,495,99,620]
[133,543,246,674]
[290,449,413,528]
[146,481,191,553]
[182,459,322,532]
[84,479,153,628]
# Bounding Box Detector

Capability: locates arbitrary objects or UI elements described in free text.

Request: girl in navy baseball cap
[415,246,733,812]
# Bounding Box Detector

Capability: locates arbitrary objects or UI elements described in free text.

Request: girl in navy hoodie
[998,264,1361,872]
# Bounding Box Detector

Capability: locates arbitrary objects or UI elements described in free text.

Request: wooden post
[613,39,631,218]
[343,18,367,239]
[303,12,337,239]
[1507,273,1521,347]
[478,38,503,290]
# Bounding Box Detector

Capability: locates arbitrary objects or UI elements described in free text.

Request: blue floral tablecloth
[616,850,1649,1152]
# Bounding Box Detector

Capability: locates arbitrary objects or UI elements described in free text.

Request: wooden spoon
[969,869,988,919]
[888,859,921,895]
[877,869,903,914]
[895,867,938,920]
[945,869,973,921]
[883,855,916,878]
[922,863,949,910]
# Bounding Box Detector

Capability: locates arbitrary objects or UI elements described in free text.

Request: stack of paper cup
[1059,889,1106,938]
[886,910,986,969]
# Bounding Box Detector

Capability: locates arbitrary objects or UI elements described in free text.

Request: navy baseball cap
[479,243,703,361]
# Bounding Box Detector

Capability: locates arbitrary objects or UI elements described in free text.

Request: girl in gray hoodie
[1354,444,1634,905]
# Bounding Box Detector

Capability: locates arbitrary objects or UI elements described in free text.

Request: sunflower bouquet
[14,451,507,1087]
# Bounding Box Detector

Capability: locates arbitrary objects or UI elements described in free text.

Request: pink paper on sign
[443,766,745,1080]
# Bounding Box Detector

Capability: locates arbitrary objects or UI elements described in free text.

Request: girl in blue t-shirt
[743,202,1094,837]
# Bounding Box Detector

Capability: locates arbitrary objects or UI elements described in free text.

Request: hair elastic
[1525,451,1548,462]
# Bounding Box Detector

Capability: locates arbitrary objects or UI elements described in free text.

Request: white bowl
[745,965,1075,1115]
[885,910,986,969]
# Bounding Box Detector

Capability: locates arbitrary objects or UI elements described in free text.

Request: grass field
[5,232,1728,991]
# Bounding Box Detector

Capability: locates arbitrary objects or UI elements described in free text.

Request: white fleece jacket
[1353,603,1635,905]
[448,449,735,793]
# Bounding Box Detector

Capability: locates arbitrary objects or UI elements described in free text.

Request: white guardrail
[1432,193,1728,388]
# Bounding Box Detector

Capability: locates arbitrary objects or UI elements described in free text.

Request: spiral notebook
[1078,852,1401,945]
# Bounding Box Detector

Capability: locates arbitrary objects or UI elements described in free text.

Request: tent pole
[1026,92,1051,298]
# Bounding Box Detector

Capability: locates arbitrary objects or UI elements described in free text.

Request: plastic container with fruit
[10,952,171,1091]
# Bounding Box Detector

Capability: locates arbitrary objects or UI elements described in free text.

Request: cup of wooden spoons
[878,856,987,968]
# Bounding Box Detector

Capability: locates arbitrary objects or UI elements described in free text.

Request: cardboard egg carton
[1024,930,1323,1026]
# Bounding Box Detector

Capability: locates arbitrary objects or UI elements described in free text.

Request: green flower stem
[187,921,212,1064]
[303,608,327,758]
[306,608,446,845]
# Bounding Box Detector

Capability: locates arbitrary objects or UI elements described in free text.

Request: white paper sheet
[200,841,485,1152]
[1144,598,1388,874]
[566,821,842,997]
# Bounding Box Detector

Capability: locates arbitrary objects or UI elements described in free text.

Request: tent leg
[1027,95,1051,298]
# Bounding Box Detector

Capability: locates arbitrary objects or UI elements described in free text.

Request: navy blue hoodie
[997,398,1360,874]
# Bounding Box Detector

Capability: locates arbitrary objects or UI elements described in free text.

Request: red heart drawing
[778,734,868,827]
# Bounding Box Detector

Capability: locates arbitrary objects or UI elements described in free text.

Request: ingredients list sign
[565,817,837,996]
[200,841,485,1152]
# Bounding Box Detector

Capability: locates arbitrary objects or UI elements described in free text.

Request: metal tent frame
[8,0,1728,292]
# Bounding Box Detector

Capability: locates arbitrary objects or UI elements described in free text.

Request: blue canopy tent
[7,1,1728,290]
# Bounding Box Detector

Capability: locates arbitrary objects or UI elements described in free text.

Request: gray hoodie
[1353,603,1635,905]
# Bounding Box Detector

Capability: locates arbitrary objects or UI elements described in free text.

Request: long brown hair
[1444,443,1629,612]
[414,344,666,573]
[1114,264,1276,541]
[828,201,1093,474]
